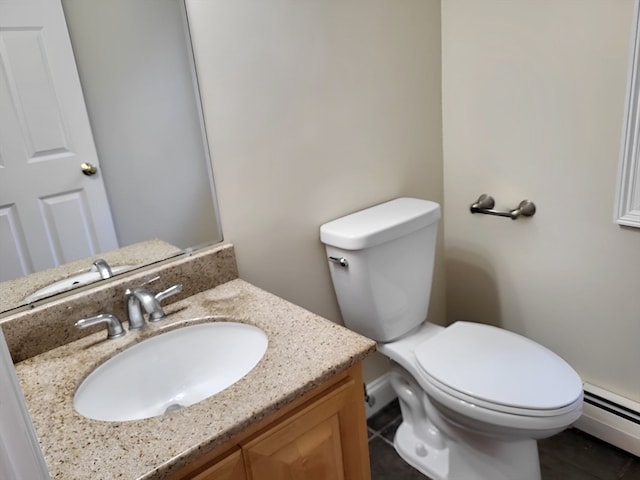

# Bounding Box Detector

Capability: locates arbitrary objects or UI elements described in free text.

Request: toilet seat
[414,322,583,415]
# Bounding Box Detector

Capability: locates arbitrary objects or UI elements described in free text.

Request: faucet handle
[140,275,160,288]
[149,284,183,322]
[75,313,125,340]
[155,284,183,302]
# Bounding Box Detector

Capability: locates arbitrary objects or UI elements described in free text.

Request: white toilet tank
[320,198,441,342]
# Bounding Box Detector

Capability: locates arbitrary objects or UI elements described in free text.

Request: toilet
[320,197,583,480]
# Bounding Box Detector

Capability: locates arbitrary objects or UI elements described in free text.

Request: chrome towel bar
[470,194,536,220]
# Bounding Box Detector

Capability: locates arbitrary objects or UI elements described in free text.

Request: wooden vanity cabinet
[174,364,371,480]
[189,449,246,480]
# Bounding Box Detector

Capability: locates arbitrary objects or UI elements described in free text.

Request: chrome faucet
[92,259,113,279]
[125,283,183,330]
[75,313,125,340]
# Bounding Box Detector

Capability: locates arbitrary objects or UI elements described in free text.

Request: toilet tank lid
[320,198,441,250]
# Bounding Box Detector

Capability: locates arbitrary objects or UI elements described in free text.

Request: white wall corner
[365,372,397,419]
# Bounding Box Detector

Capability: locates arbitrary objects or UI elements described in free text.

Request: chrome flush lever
[329,256,349,267]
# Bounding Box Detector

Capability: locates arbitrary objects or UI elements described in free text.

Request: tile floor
[367,400,640,480]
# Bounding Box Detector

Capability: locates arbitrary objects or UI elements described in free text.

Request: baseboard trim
[574,383,640,457]
[365,373,397,418]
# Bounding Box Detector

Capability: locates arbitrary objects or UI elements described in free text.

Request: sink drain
[164,403,184,414]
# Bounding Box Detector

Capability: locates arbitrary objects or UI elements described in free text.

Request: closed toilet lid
[415,322,583,410]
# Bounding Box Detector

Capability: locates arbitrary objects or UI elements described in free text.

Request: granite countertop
[14,279,376,480]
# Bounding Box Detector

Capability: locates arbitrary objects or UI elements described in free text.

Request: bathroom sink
[24,265,133,303]
[73,322,268,422]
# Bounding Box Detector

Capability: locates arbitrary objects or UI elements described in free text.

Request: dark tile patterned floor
[367,400,640,480]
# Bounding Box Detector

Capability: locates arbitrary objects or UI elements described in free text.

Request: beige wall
[442,0,640,402]
[187,0,445,382]
[189,0,640,400]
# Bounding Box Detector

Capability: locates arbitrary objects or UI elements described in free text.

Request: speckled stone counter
[2,243,238,363]
[14,279,376,479]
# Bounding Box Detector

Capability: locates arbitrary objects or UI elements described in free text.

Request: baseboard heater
[575,382,640,457]
[584,390,640,426]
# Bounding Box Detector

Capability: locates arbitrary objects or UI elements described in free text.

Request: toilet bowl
[380,322,582,480]
[320,198,584,480]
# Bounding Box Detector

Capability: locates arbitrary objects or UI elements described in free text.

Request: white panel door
[0,0,118,282]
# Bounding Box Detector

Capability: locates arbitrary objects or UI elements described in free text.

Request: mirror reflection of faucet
[23,261,134,304]
[91,259,113,279]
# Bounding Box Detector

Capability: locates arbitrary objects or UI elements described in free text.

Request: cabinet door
[243,377,369,480]
[190,449,246,480]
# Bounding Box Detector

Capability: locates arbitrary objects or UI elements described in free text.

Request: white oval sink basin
[73,322,268,422]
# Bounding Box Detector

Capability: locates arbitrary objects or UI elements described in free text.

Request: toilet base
[390,364,543,480]
[394,420,449,480]
[394,416,542,480]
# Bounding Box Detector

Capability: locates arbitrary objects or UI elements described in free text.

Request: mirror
[615,0,640,227]
[0,0,222,315]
